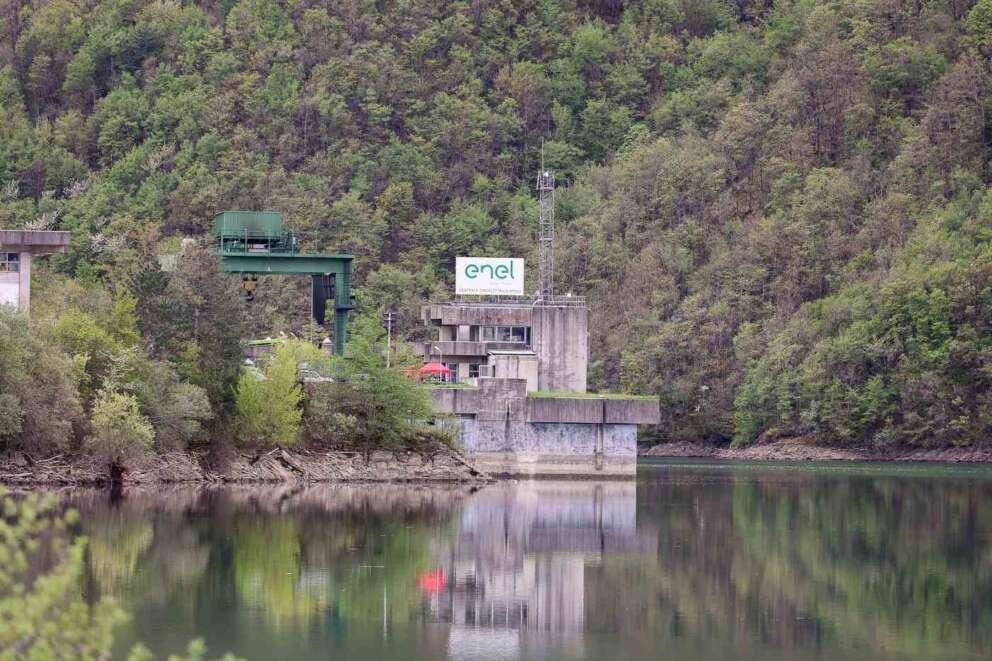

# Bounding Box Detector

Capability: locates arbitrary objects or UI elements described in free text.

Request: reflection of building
[430,482,657,659]
[0,230,70,314]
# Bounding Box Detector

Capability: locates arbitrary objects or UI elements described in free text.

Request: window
[468,363,480,378]
[0,253,19,273]
[478,326,530,343]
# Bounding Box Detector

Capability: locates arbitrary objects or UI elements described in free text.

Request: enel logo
[464,261,516,280]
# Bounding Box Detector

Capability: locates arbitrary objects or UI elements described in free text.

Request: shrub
[87,390,155,461]
[234,339,323,447]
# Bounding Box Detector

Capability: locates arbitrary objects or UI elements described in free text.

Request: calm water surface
[65,459,992,660]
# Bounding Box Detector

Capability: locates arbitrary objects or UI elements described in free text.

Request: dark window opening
[478,326,530,343]
[0,253,19,273]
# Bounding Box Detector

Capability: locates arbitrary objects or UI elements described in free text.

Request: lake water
[65,459,992,660]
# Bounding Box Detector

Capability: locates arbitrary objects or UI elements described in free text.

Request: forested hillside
[2,0,992,450]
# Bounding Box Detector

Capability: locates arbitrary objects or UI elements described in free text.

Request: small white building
[0,231,70,314]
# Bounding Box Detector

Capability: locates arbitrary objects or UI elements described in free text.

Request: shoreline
[640,438,992,463]
[8,438,992,488]
[0,446,492,487]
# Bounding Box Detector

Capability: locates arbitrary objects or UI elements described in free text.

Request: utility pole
[383,310,395,368]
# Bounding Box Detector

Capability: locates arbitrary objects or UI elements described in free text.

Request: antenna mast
[536,154,555,304]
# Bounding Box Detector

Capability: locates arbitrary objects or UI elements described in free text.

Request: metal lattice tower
[536,168,555,303]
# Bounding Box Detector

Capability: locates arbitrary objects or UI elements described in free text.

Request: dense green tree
[0,307,83,453]
[304,310,438,456]
[234,339,322,447]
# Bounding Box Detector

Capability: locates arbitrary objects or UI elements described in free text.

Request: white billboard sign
[455,257,524,296]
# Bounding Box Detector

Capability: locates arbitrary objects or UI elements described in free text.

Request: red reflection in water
[418,569,447,593]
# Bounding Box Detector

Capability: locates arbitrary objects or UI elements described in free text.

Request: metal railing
[216,230,303,255]
[448,294,587,307]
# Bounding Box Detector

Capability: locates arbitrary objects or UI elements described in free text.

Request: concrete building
[422,299,588,392]
[422,297,659,476]
[0,230,70,314]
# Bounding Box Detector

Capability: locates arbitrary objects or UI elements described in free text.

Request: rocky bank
[641,438,992,463]
[0,446,490,486]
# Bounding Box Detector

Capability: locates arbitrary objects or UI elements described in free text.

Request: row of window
[438,364,483,382]
[477,325,530,343]
[0,253,19,273]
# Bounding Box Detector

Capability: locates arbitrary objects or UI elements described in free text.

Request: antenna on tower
[536,142,555,305]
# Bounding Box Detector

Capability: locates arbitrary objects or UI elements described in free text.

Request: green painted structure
[213,211,354,354]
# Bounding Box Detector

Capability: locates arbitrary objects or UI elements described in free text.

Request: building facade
[421,300,588,393]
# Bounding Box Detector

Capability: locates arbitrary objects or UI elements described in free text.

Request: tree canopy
[2,0,992,448]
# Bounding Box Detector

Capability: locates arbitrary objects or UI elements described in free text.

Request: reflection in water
[435,483,657,660]
[61,463,992,661]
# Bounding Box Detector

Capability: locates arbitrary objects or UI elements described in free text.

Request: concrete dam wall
[431,379,659,477]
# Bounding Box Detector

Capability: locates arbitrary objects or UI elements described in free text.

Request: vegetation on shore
[2,0,992,450]
[0,293,451,474]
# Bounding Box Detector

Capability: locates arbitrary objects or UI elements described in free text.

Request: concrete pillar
[595,423,604,471]
[18,252,30,315]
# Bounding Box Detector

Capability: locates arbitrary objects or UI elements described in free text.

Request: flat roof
[0,230,70,251]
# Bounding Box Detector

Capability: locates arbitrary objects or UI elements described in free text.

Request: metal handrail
[448,294,587,307]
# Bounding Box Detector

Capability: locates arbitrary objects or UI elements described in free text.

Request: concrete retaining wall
[430,387,661,426]
[427,380,657,477]
[446,416,638,476]
[527,397,604,423]
[604,399,660,424]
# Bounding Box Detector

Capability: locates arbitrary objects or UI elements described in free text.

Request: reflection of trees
[731,477,992,657]
[64,475,992,659]
[323,512,442,625]
[231,517,328,628]
[86,514,154,595]
[220,485,459,629]
[80,490,211,606]
[587,471,992,658]
[68,484,465,650]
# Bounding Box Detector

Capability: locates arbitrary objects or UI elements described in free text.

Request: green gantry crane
[213,211,355,355]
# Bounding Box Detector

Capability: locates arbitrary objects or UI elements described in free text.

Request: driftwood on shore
[0,445,491,487]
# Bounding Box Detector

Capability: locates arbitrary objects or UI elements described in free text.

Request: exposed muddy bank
[641,438,992,463]
[0,446,490,486]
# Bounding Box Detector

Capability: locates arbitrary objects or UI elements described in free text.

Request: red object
[418,569,447,593]
[419,362,451,376]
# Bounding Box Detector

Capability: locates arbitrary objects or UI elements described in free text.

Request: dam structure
[424,168,657,476]
[421,297,659,476]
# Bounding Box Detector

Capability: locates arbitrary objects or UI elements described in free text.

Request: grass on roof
[527,390,657,400]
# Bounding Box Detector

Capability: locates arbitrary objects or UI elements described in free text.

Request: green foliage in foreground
[0,487,238,660]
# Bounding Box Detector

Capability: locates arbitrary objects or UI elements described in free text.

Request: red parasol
[418,362,452,376]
